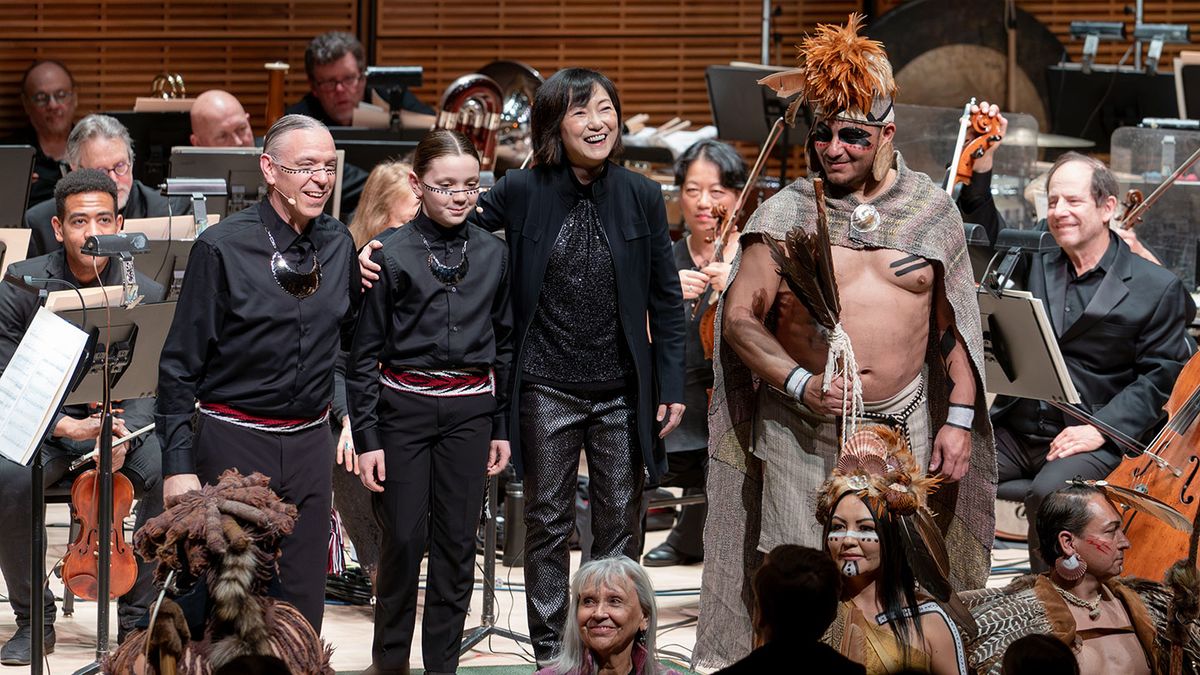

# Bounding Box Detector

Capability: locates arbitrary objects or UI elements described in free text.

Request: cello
[1101,351,1200,581]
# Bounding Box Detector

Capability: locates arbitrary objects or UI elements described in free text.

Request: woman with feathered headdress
[816,425,973,675]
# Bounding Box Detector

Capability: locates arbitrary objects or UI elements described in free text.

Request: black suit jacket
[473,162,686,482]
[24,179,193,258]
[992,234,1193,447]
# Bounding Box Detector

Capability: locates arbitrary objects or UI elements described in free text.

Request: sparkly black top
[522,179,634,389]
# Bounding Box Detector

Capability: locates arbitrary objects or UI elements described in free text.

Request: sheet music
[0,308,89,465]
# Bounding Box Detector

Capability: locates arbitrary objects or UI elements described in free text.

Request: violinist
[0,170,165,664]
[991,152,1193,569]
[642,140,746,569]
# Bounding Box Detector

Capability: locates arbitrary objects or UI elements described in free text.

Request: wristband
[784,365,814,403]
[946,403,974,431]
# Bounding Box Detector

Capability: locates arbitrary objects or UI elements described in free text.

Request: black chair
[43,478,80,616]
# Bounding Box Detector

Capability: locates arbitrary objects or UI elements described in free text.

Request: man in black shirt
[992,152,1193,566]
[286,31,434,129]
[23,114,193,258]
[4,60,76,209]
[0,170,165,664]
[156,114,359,633]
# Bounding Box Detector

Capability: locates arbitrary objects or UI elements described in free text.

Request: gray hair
[262,114,328,158]
[304,31,365,80]
[66,114,133,168]
[546,557,662,675]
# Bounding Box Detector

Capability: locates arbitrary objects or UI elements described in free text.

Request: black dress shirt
[0,250,164,451]
[285,88,434,126]
[3,127,68,208]
[347,211,513,451]
[1063,234,1119,329]
[24,179,194,258]
[155,199,359,475]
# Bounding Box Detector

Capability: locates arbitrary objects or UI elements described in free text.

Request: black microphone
[272,184,297,206]
[81,233,149,257]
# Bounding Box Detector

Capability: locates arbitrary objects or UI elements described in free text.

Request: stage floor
[4,503,1030,673]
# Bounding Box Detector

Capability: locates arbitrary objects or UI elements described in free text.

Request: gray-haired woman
[536,557,682,675]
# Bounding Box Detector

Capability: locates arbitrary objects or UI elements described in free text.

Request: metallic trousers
[520,383,644,662]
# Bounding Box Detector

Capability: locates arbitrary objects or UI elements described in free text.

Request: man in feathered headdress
[695,14,996,668]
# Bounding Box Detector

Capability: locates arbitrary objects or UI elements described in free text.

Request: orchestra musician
[0,170,165,664]
[189,89,255,148]
[990,152,1193,568]
[22,114,193,258]
[5,60,76,209]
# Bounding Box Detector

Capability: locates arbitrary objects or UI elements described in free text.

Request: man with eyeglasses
[3,60,76,208]
[286,31,434,128]
[22,114,192,257]
[156,115,360,635]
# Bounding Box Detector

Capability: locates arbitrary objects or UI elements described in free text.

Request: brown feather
[797,13,896,118]
[764,179,842,333]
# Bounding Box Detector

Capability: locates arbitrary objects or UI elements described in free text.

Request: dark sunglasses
[812,122,876,148]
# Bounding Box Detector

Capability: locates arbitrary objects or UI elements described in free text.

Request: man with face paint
[697,15,996,669]
[155,114,360,634]
[963,482,1200,675]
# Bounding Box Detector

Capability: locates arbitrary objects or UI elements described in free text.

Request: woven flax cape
[694,152,997,669]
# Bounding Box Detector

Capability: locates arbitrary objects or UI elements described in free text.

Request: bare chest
[831,246,935,295]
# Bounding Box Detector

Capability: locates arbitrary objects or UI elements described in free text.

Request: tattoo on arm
[890,254,933,277]
[940,328,957,394]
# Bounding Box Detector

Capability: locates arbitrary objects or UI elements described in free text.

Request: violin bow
[945,98,976,195]
[689,117,787,319]
[1119,143,1200,230]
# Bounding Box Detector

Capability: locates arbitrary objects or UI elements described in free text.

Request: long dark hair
[411,129,480,179]
[822,492,925,656]
[531,67,623,167]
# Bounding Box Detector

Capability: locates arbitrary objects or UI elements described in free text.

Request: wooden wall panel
[0,2,354,139]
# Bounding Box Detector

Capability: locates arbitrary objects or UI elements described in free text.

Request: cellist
[641,140,747,569]
[990,152,1193,570]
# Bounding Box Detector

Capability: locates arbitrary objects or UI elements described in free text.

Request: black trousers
[0,435,162,636]
[995,425,1122,569]
[371,388,493,675]
[193,415,333,633]
[520,383,644,663]
[642,448,707,559]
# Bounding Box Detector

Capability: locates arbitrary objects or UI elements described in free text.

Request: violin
[948,108,1003,194]
[1117,189,1145,230]
[61,466,138,601]
[1116,142,1200,231]
[696,117,788,361]
[1102,351,1200,581]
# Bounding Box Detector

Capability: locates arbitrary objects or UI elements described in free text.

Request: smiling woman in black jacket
[473,67,686,664]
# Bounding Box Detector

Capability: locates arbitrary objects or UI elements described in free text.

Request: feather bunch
[796,13,895,119]
[765,178,841,332]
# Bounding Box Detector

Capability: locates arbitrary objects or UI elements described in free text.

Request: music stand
[705,64,809,183]
[45,301,175,675]
[134,240,193,301]
[107,111,193,190]
[0,145,36,227]
[0,230,32,274]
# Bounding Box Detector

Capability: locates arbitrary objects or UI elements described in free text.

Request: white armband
[946,403,974,431]
[784,365,814,403]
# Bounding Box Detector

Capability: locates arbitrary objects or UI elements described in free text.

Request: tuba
[437,74,504,172]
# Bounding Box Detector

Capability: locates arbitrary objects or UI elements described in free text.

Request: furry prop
[104,470,334,675]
